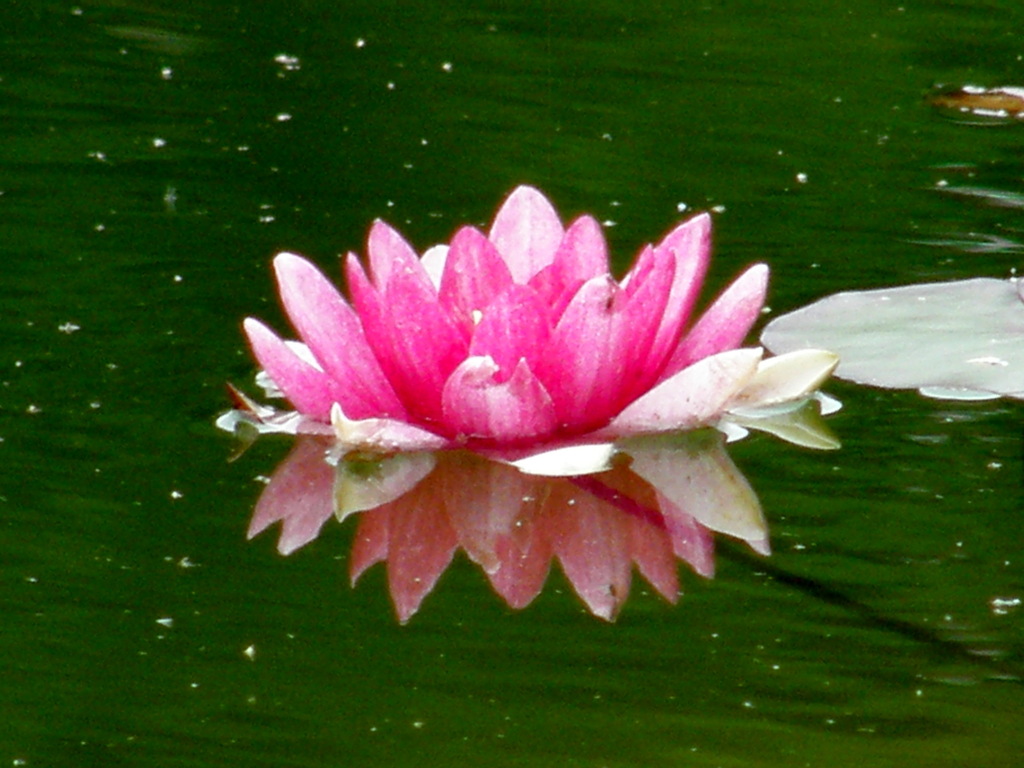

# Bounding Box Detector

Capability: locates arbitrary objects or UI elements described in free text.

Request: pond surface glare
[1,1,1022,766]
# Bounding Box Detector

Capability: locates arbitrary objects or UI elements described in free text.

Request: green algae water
[2,1,1021,766]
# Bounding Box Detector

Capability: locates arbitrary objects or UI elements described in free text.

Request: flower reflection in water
[245,426,830,622]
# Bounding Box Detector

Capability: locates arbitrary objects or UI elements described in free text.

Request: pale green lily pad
[761,277,1024,400]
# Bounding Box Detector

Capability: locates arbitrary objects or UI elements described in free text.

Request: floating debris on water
[930,85,1024,120]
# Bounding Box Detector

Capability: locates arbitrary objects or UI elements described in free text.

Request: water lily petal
[331,403,449,456]
[469,283,553,377]
[662,263,769,378]
[489,185,565,283]
[438,226,514,338]
[243,318,344,421]
[645,213,712,371]
[729,348,839,409]
[273,252,406,419]
[527,215,609,318]
[507,442,617,477]
[607,348,763,436]
[441,356,558,443]
[537,264,671,430]
[420,244,448,290]
[350,254,469,426]
[366,219,422,288]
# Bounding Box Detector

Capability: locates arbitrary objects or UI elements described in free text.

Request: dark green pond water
[3,1,1022,766]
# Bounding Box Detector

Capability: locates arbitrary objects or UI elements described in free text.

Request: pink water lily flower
[243,185,773,452]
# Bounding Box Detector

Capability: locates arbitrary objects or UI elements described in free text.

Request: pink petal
[527,215,609,318]
[243,318,344,421]
[536,254,673,432]
[662,263,769,378]
[348,253,468,428]
[439,452,537,573]
[469,283,553,377]
[273,253,405,419]
[366,219,422,288]
[441,357,558,443]
[489,185,565,283]
[437,226,513,338]
[420,244,448,290]
[606,348,763,437]
[645,213,712,377]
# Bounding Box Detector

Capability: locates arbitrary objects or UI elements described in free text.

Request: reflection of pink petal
[581,464,680,604]
[248,438,335,555]
[627,512,680,604]
[349,507,390,584]
[487,511,553,610]
[441,453,538,573]
[242,424,781,621]
[546,481,632,621]
[383,476,458,624]
[657,494,716,578]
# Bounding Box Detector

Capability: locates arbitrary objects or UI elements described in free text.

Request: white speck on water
[796,172,808,183]
[156,617,174,628]
[160,66,173,80]
[676,202,688,212]
[355,38,366,48]
[177,557,198,568]
[58,322,80,333]
[990,596,1021,615]
[152,137,166,148]
[170,490,183,500]
[173,274,183,283]
[387,82,396,90]
[275,113,292,122]
[26,405,41,415]
[412,721,425,729]
[711,204,726,213]
[243,644,257,660]
[441,61,453,72]
[274,53,301,71]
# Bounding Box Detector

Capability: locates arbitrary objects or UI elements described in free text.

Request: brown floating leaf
[930,85,1024,119]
